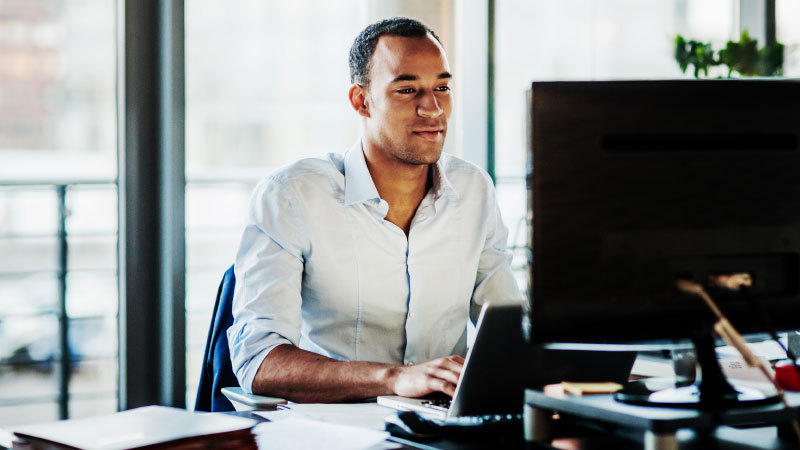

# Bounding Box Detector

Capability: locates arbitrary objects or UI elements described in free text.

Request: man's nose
[417,91,443,118]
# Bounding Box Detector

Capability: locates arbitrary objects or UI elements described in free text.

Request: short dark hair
[349,17,441,87]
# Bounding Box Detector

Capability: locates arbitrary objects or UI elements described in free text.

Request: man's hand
[390,355,465,398]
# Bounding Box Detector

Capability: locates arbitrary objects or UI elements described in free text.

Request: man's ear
[348,84,370,118]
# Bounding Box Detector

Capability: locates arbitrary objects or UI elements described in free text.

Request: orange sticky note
[561,382,623,395]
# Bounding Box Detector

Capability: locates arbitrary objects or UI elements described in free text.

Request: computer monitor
[526,79,800,407]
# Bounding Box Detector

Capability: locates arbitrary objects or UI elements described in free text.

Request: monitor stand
[615,327,780,408]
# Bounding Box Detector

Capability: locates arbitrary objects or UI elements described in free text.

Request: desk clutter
[7,404,397,450]
[10,406,258,450]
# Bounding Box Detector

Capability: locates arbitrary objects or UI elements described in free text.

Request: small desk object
[523,388,800,450]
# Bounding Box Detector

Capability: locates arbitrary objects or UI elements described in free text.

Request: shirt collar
[430,157,459,201]
[343,140,381,206]
[343,139,460,206]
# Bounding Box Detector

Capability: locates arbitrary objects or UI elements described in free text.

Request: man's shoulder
[256,153,345,189]
[249,153,346,205]
[437,152,493,188]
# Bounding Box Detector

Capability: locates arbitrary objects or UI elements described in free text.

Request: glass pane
[494,0,738,178]
[66,185,118,235]
[0,402,58,428]
[69,395,117,420]
[186,267,226,313]
[0,0,119,424]
[496,181,528,250]
[0,315,60,366]
[70,358,117,395]
[0,236,58,274]
[186,232,239,271]
[67,235,117,271]
[496,180,528,295]
[186,311,212,353]
[777,0,800,76]
[66,271,117,318]
[68,317,117,360]
[186,183,254,232]
[0,0,117,179]
[0,188,58,236]
[186,349,203,411]
[187,312,209,411]
[0,364,58,403]
[0,273,58,316]
[185,0,361,172]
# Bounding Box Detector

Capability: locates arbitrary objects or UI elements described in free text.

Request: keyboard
[385,410,523,440]
[435,413,523,431]
[420,398,451,412]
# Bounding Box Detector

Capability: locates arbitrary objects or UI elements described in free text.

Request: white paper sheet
[255,408,308,422]
[252,418,394,450]
[255,403,396,431]
[716,340,787,361]
[630,354,675,378]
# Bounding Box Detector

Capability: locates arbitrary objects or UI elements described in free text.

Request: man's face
[361,34,452,165]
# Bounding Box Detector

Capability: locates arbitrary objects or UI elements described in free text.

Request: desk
[4,405,794,450]
[233,402,798,450]
[524,389,800,450]
[229,405,526,450]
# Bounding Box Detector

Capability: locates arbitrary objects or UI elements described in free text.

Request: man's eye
[397,88,415,94]
[435,86,451,92]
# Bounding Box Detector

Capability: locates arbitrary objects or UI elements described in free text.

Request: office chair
[195,265,239,412]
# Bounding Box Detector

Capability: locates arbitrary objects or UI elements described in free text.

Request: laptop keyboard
[385,410,524,439]
[420,398,451,412]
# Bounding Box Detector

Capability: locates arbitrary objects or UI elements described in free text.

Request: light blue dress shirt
[228,141,523,393]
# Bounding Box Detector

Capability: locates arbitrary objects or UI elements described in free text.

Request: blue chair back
[195,265,239,412]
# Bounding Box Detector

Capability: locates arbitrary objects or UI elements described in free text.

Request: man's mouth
[412,130,444,141]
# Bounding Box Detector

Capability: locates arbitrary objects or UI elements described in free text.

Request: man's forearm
[251,344,464,403]
[251,343,399,402]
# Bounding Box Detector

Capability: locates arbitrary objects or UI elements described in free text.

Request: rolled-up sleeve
[470,179,523,323]
[227,176,307,393]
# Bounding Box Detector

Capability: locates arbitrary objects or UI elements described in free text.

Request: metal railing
[0,178,117,420]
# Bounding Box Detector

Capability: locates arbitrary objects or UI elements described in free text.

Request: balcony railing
[0,178,118,424]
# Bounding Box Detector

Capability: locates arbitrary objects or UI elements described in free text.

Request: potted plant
[674,30,784,78]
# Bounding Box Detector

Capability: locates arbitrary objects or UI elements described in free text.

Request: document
[252,418,394,450]
[716,340,787,361]
[255,402,396,431]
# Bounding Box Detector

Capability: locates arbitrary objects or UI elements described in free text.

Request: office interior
[0,0,798,438]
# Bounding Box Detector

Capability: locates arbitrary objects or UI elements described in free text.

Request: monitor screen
[527,79,800,344]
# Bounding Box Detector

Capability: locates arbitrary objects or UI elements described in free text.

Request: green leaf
[675,30,784,78]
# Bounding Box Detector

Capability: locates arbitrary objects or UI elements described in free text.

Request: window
[494,0,740,290]
[777,0,800,76]
[0,0,117,426]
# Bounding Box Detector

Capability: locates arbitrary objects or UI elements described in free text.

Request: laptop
[377,302,636,419]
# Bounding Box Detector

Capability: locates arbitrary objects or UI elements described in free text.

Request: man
[228,17,521,403]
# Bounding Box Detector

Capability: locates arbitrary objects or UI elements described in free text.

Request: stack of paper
[256,403,396,430]
[11,406,258,449]
[252,418,393,450]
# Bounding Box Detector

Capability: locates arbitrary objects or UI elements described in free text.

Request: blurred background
[0,0,798,426]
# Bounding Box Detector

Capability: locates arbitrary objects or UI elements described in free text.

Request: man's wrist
[382,363,404,395]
